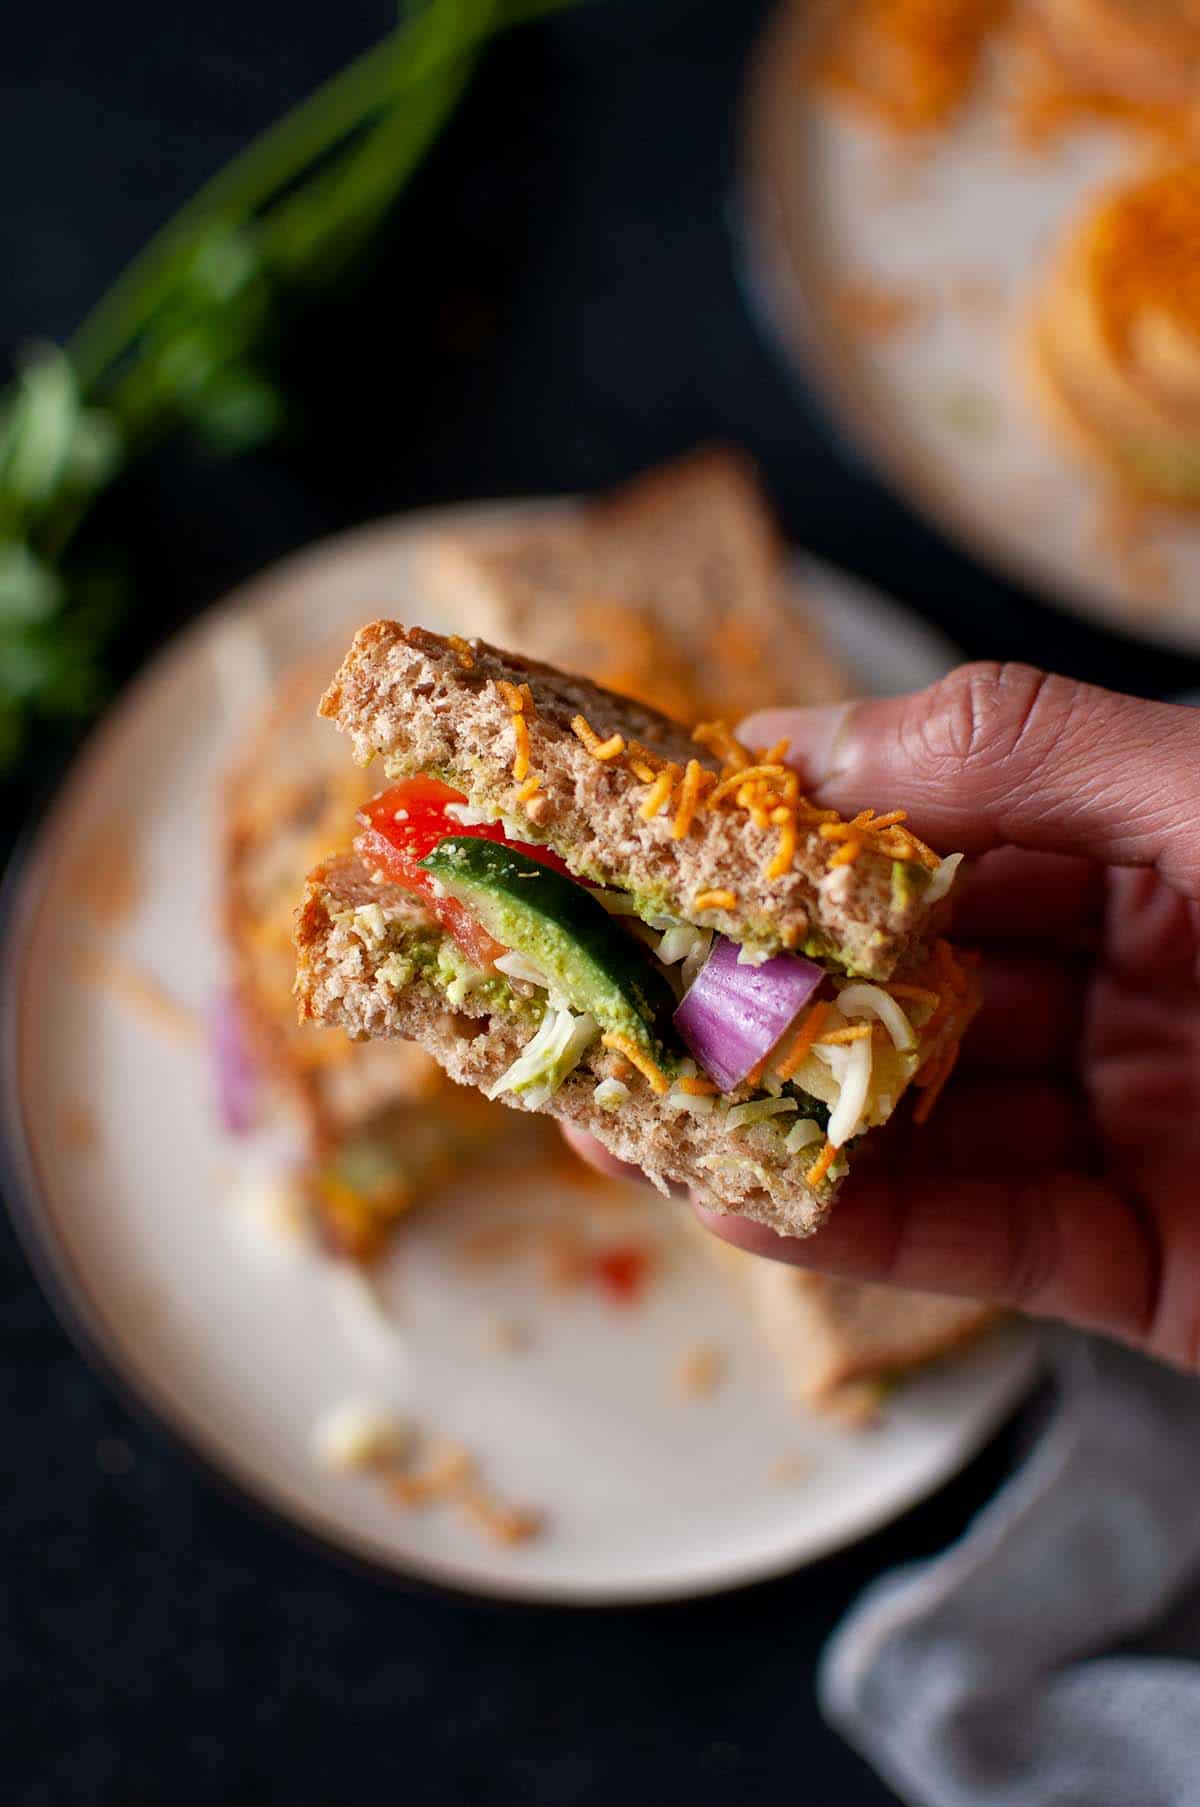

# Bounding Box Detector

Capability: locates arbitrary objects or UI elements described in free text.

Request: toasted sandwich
[295,624,976,1239]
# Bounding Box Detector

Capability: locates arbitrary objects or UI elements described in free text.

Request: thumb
[740,661,1200,895]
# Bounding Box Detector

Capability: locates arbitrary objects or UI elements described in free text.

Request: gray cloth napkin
[821,1332,1200,1807]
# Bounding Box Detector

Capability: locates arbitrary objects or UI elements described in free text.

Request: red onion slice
[211,989,258,1135]
[673,937,823,1092]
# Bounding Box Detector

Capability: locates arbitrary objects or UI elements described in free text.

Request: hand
[567,663,1200,1371]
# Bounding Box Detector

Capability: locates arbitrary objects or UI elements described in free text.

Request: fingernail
[738,703,858,789]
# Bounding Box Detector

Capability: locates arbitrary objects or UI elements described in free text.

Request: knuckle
[911,662,1068,781]
[1002,1178,1062,1310]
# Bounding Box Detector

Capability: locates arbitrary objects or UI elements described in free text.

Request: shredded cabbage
[726,1096,799,1131]
[592,891,675,931]
[924,851,964,907]
[494,949,552,989]
[489,1007,598,1109]
[836,982,916,1052]
[665,1088,716,1118]
[827,1033,872,1148]
[652,921,706,966]
[784,1117,825,1153]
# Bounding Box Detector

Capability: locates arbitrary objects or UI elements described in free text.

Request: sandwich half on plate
[420,445,849,720]
[295,624,977,1239]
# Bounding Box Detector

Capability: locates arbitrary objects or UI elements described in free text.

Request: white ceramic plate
[1,505,1038,1605]
[742,3,1200,655]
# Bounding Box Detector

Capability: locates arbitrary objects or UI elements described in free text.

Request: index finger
[741,663,1200,898]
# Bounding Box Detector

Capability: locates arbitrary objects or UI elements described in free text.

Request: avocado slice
[420,836,678,1064]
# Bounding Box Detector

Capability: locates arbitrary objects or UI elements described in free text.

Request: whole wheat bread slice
[420,446,849,720]
[318,622,953,979]
[295,849,974,1238]
[296,855,830,1235]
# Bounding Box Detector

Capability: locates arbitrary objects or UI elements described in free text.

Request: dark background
[0,2,1189,1802]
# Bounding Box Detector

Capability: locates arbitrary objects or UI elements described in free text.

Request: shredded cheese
[817,1023,873,1045]
[672,759,710,840]
[516,773,541,802]
[764,813,797,881]
[570,713,605,754]
[498,679,535,783]
[447,634,476,670]
[693,720,752,768]
[591,733,626,762]
[707,762,788,808]
[693,888,737,912]
[678,1075,719,1096]
[600,1032,670,1096]
[512,714,531,783]
[639,767,679,821]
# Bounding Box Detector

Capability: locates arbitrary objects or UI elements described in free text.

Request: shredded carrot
[935,938,967,996]
[913,1041,961,1125]
[447,634,475,670]
[671,759,708,840]
[829,838,862,868]
[693,888,737,913]
[817,1023,873,1045]
[805,1139,839,1188]
[775,1001,830,1080]
[498,679,526,712]
[888,983,941,1006]
[600,1033,670,1096]
[639,768,678,821]
[758,736,791,766]
[516,773,541,803]
[742,1054,770,1092]
[678,1075,719,1096]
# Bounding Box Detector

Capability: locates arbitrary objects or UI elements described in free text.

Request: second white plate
[743,2,1200,655]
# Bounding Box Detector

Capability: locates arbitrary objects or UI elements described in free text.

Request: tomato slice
[356,777,574,969]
